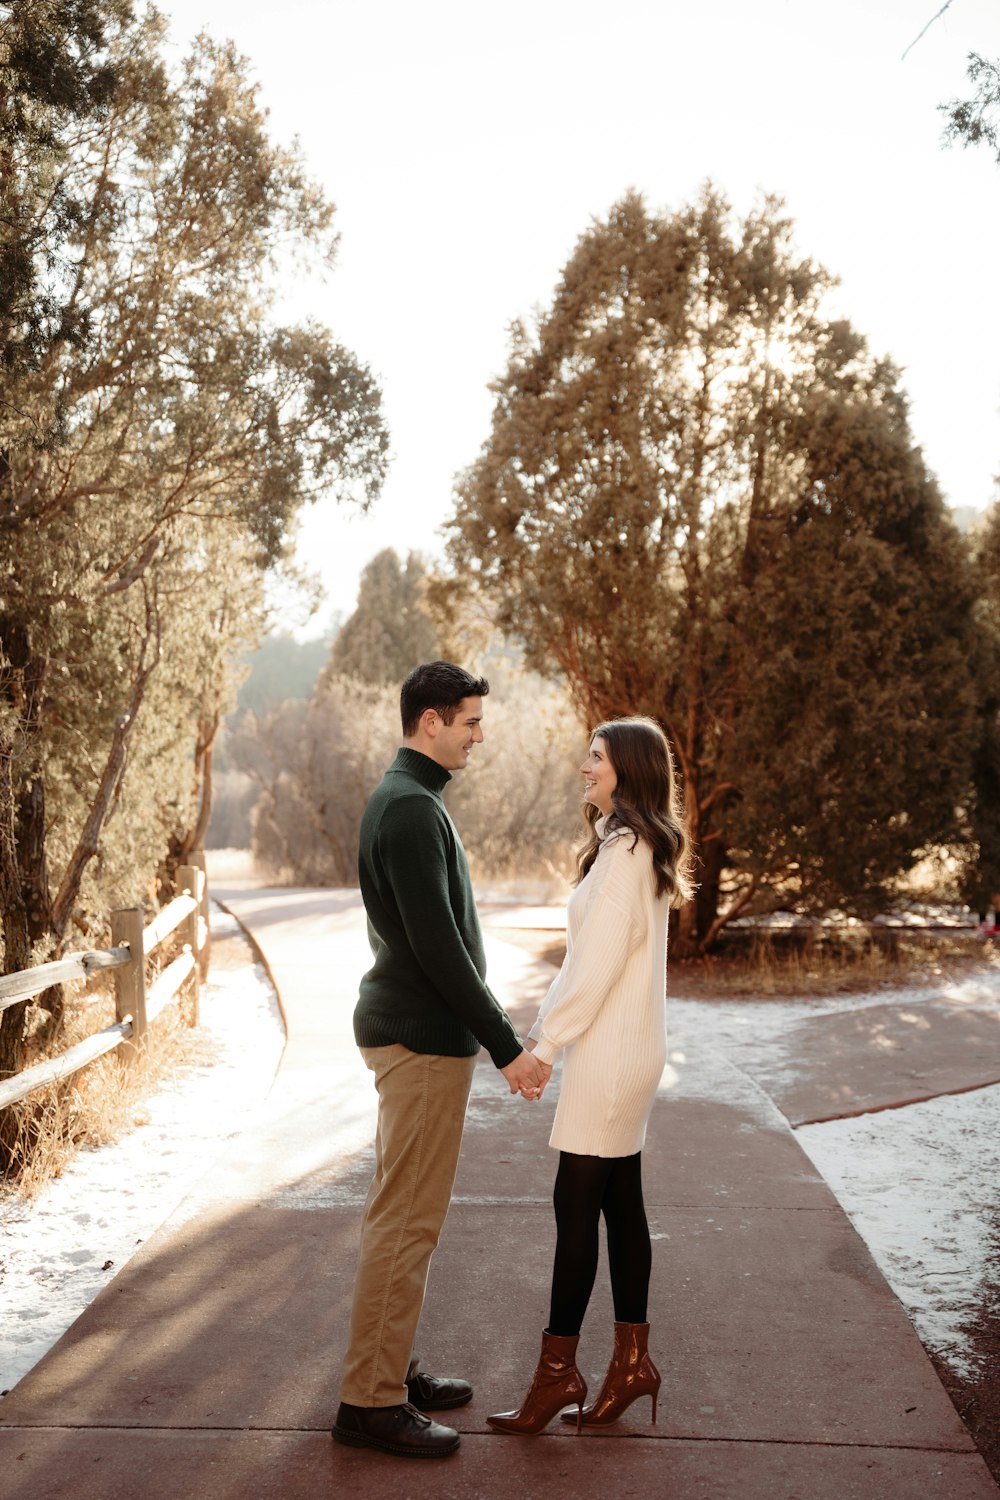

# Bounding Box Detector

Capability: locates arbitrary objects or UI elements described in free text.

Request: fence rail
[0,947,131,1014]
[0,853,210,1112]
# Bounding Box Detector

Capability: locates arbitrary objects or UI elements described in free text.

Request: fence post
[178,864,200,1027]
[189,848,210,981]
[111,906,147,1065]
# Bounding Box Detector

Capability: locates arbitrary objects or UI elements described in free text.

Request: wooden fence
[0,853,211,1112]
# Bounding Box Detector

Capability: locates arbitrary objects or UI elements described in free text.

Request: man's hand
[500,1048,548,1099]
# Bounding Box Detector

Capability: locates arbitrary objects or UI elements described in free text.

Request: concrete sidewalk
[0,888,996,1498]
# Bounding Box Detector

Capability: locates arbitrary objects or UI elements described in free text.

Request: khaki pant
[339,1043,477,1407]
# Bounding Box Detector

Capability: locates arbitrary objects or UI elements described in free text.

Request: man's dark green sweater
[354,746,523,1069]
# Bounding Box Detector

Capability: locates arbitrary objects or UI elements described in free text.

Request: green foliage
[0,0,136,375]
[327,548,442,685]
[446,188,981,952]
[937,45,1000,906]
[941,53,1000,165]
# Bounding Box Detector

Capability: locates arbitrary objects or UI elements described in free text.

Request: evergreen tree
[0,0,135,376]
[446,189,980,954]
[235,634,331,716]
[938,53,1000,912]
[963,503,1000,915]
[328,548,440,685]
[0,16,387,1095]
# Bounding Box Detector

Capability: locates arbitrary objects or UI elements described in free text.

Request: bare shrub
[447,666,584,897]
[241,679,399,885]
[234,661,587,893]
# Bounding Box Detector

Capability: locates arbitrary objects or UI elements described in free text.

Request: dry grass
[3,969,214,1202]
[671,927,998,1000]
[498,922,999,1001]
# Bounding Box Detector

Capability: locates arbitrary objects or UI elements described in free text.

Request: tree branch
[699,875,758,951]
[178,713,219,856]
[901,1,954,62]
[101,534,161,594]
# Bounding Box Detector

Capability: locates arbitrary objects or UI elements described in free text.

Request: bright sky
[161,0,1000,635]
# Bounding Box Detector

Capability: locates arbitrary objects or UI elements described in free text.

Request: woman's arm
[529,839,645,1063]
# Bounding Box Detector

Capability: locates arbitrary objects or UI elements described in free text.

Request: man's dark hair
[400,661,489,736]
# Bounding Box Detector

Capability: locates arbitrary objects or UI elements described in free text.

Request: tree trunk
[187,724,217,855]
[0,614,48,1090]
[673,826,727,959]
[16,774,54,945]
[0,729,33,1160]
[160,715,218,898]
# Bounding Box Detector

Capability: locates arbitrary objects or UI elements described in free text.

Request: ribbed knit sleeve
[529,834,645,1065]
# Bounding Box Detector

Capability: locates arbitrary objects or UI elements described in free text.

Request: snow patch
[799,1086,1000,1379]
[0,905,284,1393]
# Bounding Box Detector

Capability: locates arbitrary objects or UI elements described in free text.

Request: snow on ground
[799,1086,1000,1379]
[669,965,1000,1053]
[0,906,284,1393]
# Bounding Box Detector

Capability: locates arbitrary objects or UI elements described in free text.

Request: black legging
[548,1149,652,1337]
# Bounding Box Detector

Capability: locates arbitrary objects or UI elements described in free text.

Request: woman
[488,716,692,1436]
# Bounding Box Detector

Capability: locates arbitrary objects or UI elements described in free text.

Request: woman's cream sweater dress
[529,818,669,1157]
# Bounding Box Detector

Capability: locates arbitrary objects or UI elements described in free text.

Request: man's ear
[420,707,440,739]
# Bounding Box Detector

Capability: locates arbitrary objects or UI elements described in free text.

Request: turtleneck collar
[393,745,452,793]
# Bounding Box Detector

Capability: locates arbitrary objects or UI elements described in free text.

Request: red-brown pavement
[722,998,1000,1125]
[0,888,996,1499]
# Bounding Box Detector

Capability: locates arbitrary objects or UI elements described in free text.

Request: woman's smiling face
[580,735,617,816]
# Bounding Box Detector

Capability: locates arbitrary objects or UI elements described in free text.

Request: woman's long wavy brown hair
[576,717,693,908]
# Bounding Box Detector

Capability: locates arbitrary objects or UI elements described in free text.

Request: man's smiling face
[432,695,484,771]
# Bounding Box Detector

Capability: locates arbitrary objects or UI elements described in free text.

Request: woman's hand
[520,1059,552,1101]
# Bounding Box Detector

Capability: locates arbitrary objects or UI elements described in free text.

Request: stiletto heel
[559,1321,661,1428]
[650,1387,658,1423]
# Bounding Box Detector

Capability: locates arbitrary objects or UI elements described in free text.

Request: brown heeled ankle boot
[487,1330,587,1434]
[560,1321,660,1427]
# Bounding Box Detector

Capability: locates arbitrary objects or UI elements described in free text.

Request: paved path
[723,997,1000,1125]
[0,888,996,1499]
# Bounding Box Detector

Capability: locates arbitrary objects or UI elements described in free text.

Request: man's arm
[377,797,524,1068]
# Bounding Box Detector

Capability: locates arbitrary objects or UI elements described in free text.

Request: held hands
[500,1048,552,1102]
[521,1038,551,1098]
[533,1059,553,1100]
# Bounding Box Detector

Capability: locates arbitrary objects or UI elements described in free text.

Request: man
[332,661,547,1459]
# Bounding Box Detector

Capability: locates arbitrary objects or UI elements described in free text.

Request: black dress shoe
[332,1401,460,1458]
[406,1357,474,1411]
